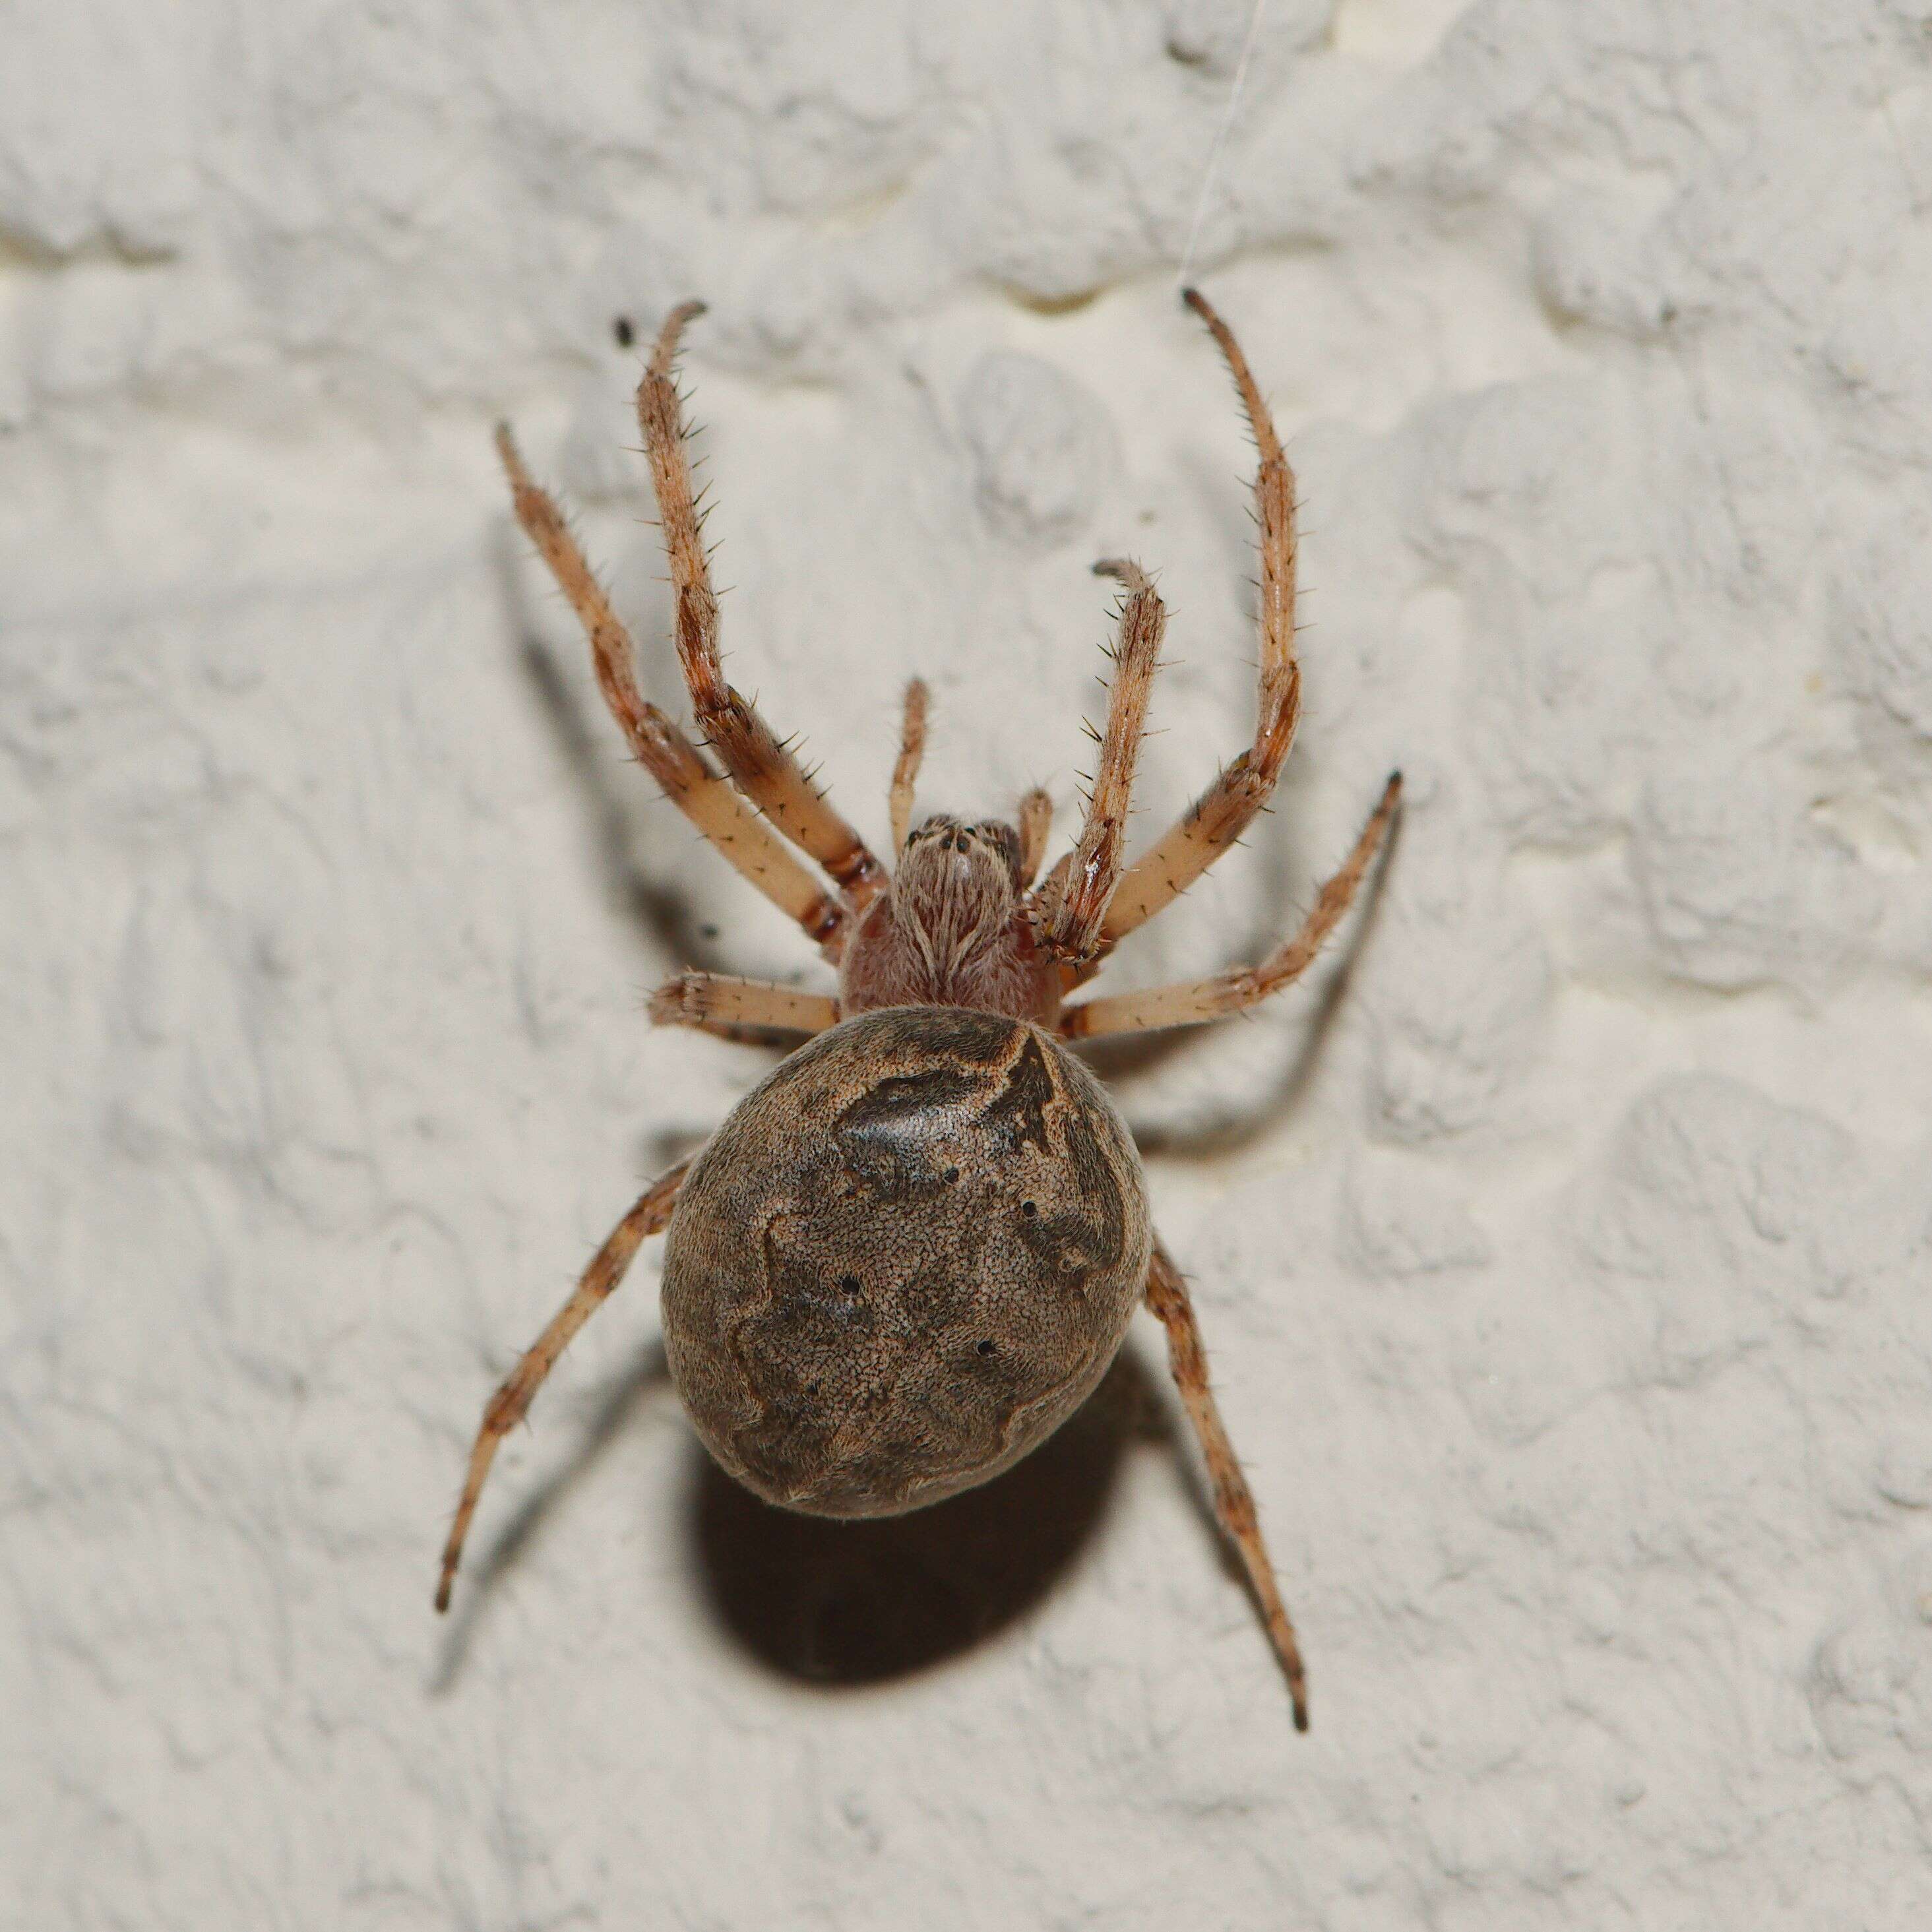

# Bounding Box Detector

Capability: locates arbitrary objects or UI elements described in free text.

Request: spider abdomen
[661,1006,1151,1518]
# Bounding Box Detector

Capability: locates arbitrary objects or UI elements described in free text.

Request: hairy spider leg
[497,429,849,956]
[436,1162,690,1611]
[888,677,929,854]
[638,304,887,912]
[1032,559,1166,961]
[1092,289,1306,951]
[1061,772,1400,1038]
[648,973,840,1044]
[1144,1239,1311,1731]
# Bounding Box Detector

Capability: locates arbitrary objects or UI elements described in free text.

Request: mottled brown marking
[980,1030,1055,1154]
[660,1009,1150,1517]
[833,1064,985,1199]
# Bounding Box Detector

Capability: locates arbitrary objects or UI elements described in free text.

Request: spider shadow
[687,1341,1172,1686]
[1086,799,1403,1162]
[433,1338,1192,1693]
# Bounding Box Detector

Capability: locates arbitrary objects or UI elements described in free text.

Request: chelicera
[435,289,1401,1731]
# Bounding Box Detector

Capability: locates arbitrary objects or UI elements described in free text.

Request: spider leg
[1061,772,1399,1039]
[1144,1237,1310,1731]
[497,429,848,956]
[649,972,839,1044]
[888,677,929,854]
[435,1162,690,1611]
[1014,786,1053,889]
[1033,559,1166,960]
[639,304,887,908]
[1095,289,1304,951]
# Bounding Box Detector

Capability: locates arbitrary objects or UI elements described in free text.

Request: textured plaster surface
[5,3,1932,1927]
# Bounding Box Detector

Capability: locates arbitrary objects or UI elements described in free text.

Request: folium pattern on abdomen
[661,1006,1152,1517]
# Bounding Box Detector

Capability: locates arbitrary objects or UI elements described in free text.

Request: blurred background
[5,3,1931,1926]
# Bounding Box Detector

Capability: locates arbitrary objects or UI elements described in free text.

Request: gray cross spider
[435,289,1401,1731]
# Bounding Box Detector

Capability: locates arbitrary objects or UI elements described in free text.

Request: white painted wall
[6,3,1931,1925]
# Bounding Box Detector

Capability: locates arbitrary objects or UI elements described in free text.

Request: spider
[435,288,1400,1731]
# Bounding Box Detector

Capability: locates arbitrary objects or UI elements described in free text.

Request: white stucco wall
[5,3,1931,1925]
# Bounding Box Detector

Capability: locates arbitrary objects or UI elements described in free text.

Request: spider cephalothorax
[437,290,1402,1733]
[839,813,1057,1022]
